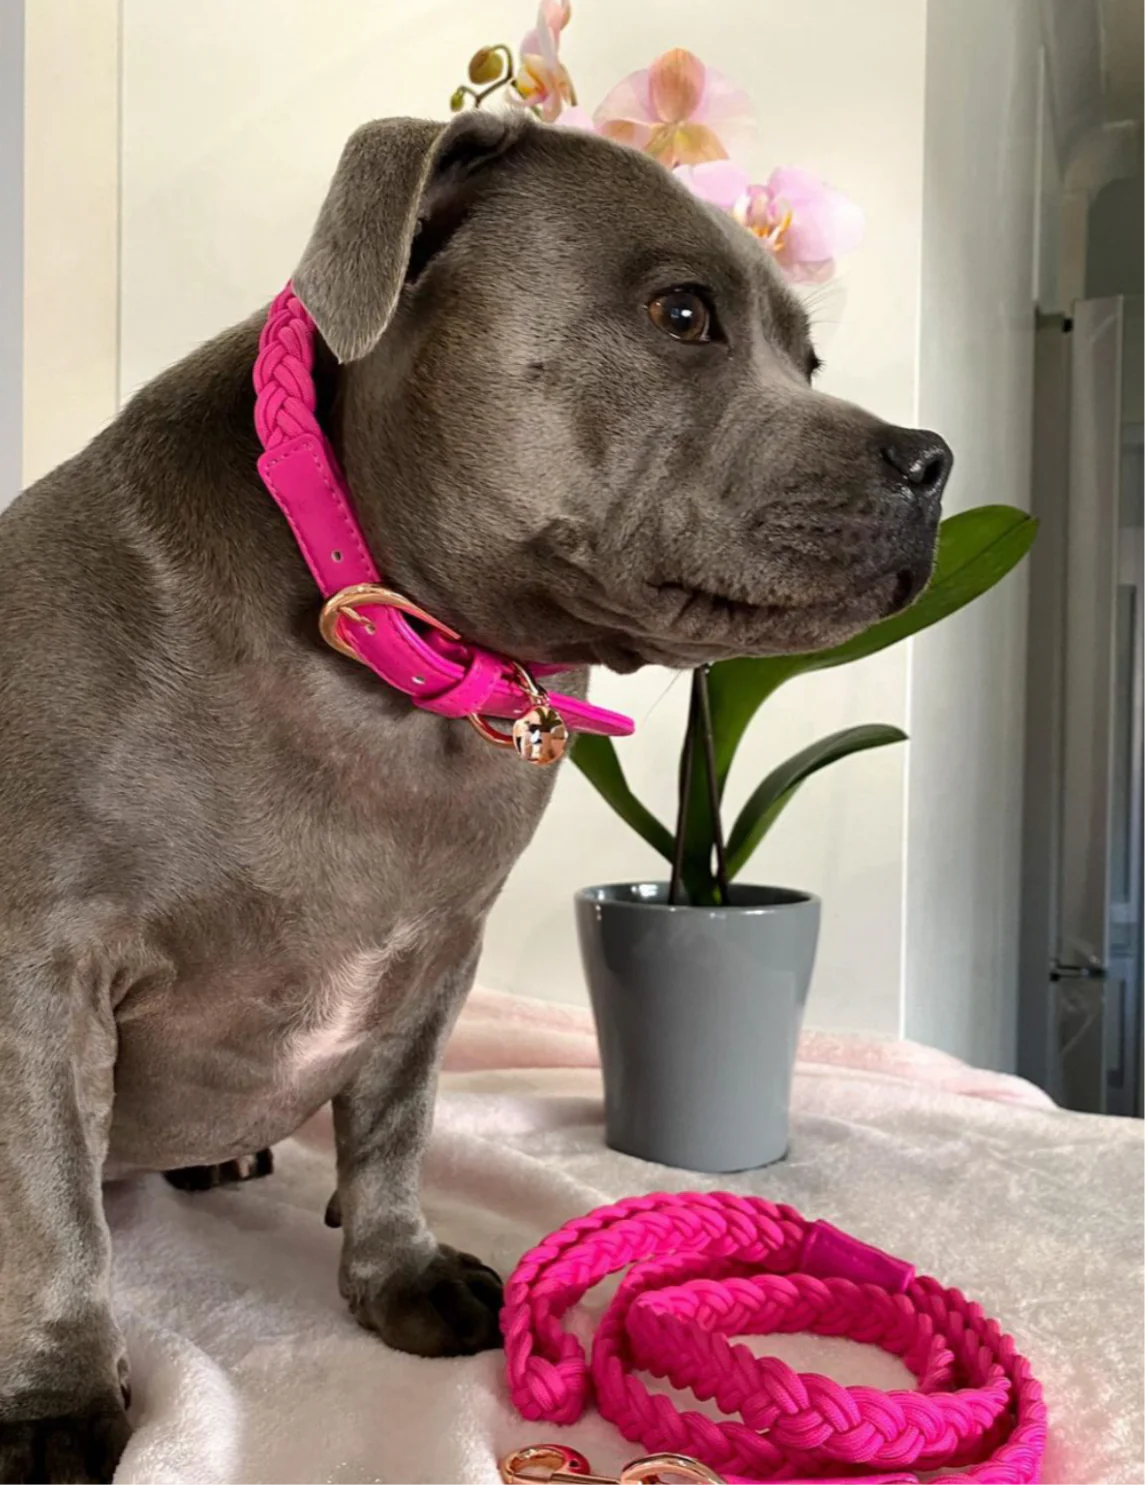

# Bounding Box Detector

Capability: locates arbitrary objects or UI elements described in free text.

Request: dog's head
[294,113,950,672]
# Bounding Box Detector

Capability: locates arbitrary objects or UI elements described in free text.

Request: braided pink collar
[501,1192,1047,1484]
[252,285,633,765]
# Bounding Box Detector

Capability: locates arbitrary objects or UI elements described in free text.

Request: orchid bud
[468,47,503,85]
[449,88,467,113]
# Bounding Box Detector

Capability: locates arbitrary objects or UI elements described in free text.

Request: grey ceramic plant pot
[575,883,820,1173]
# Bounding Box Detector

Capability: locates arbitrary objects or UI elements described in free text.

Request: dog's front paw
[0,1396,131,1485]
[344,1244,504,1357]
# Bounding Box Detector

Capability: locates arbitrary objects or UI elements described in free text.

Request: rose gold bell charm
[512,701,569,766]
[466,663,570,765]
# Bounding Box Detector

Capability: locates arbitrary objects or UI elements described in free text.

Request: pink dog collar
[253,285,634,763]
[502,1191,1047,1484]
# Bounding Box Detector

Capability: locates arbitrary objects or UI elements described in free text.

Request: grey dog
[0,111,950,1482]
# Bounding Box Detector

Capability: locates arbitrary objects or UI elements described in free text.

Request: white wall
[117,0,927,1034]
[22,0,119,486]
[31,1,1043,1060]
[20,2,1045,1069]
[904,0,1041,1068]
[0,1,21,511]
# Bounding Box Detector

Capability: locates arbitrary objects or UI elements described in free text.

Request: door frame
[1017,311,1073,1098]
[1019,299,1144,1112]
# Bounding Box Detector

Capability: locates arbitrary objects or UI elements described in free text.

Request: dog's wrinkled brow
[758,273,812,360]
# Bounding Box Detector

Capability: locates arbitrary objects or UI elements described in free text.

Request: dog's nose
[880,429,953,500]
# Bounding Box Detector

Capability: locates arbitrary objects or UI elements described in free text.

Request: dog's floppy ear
[293,112,522,363]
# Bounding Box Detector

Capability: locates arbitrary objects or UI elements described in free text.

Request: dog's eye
[647,289,713,344]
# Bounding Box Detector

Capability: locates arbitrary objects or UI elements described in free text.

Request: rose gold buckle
[318,583,460,662]
[498,1444,723,1483]
[319,586,568,766]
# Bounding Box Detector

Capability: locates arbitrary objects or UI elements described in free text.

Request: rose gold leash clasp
[499,1444,724,1484]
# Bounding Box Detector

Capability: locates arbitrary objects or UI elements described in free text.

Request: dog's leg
[330,946,502,1358]
[163,1148,274,1191]
[0,955,131,1484]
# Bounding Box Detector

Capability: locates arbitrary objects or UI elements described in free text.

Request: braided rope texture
[502,1191,1047,1483]
[254,285,325,453]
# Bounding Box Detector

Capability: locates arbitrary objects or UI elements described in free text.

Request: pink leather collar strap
[253,285,634,762]
[501,1191,1047,1484]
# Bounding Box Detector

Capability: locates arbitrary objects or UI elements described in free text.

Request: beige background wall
[22,0,119,487]
[0,2,21,508]
[19,0,1045,1064]
[114,0,925,1034]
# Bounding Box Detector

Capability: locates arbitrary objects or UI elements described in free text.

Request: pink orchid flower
[735,167,864,282]
[554,105,597,134]
[512,0,576,123]
[593,48,754,167]
[673,160,750,211]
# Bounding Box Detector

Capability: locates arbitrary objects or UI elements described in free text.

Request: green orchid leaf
[570,734,675,862]
[708,505,1037,788]
[726,723,907,879]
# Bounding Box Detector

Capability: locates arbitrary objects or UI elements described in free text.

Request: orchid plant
[451,9,1038,906]
[451,2,863,282]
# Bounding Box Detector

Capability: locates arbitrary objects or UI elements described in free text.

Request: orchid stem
[669,680,699,906]
[490,44,515,80]
[474,77,514,107]
[696,665,730,906]
[454,45,518,112]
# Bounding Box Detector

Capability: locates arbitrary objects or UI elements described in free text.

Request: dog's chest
[280,926,427,1080]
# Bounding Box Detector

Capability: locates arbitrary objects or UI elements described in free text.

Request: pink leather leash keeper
[252,284,634,747]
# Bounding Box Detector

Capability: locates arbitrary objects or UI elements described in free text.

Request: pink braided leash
[502,1192,1047,1484]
